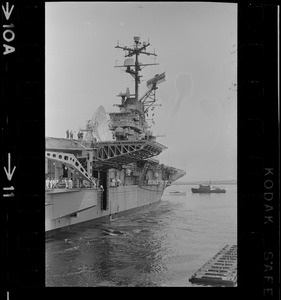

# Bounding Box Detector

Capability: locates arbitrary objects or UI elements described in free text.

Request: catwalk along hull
[46,184,165,236]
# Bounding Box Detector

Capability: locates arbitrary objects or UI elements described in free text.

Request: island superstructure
[45,37,186,235]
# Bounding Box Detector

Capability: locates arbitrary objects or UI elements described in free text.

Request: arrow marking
[2,2,14,20]
[4,153,16,181]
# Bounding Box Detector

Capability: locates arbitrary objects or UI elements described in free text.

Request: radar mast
[115,36,160,102]
[112,37,166,142]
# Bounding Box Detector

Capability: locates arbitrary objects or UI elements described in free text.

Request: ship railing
[147,179,167,185]
[140,179,167,186]
[110,121,143,131]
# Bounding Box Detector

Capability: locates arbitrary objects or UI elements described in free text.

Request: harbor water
[46,184,237,287]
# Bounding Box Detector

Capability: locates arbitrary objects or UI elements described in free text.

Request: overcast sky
[46,2,237,182]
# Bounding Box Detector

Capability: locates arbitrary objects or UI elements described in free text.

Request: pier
[189,244,237,287]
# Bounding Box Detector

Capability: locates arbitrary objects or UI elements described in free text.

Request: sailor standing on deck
[79,177,83,188]
[68,178,73,189]
[46,177,50,189]
[78,131,83,139]
[64,178,68,189]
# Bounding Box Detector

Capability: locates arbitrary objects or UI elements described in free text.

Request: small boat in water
[191,184,226,194]
[169,190,186,196]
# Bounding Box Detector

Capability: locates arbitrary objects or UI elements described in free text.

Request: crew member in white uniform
[68,178,73,189]
[46,177,50,189]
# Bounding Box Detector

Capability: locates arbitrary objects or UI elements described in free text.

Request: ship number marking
[2,2,15,55]
[3,153,16,197]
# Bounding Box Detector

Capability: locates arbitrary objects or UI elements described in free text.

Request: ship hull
[46,184,165,237]
[191,188,226,194]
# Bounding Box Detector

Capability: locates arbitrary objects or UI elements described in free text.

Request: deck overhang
[93,140,167,169]
[46,137,167,170]
[46,137,92,153]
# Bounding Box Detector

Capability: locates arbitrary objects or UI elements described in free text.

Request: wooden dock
[189,244,237,287]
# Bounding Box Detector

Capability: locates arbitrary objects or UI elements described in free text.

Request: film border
[0,2,279,299]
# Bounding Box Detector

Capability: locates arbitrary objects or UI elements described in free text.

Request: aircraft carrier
[45,36,186,236]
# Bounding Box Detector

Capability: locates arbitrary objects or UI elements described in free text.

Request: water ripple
[46,185,237,286]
